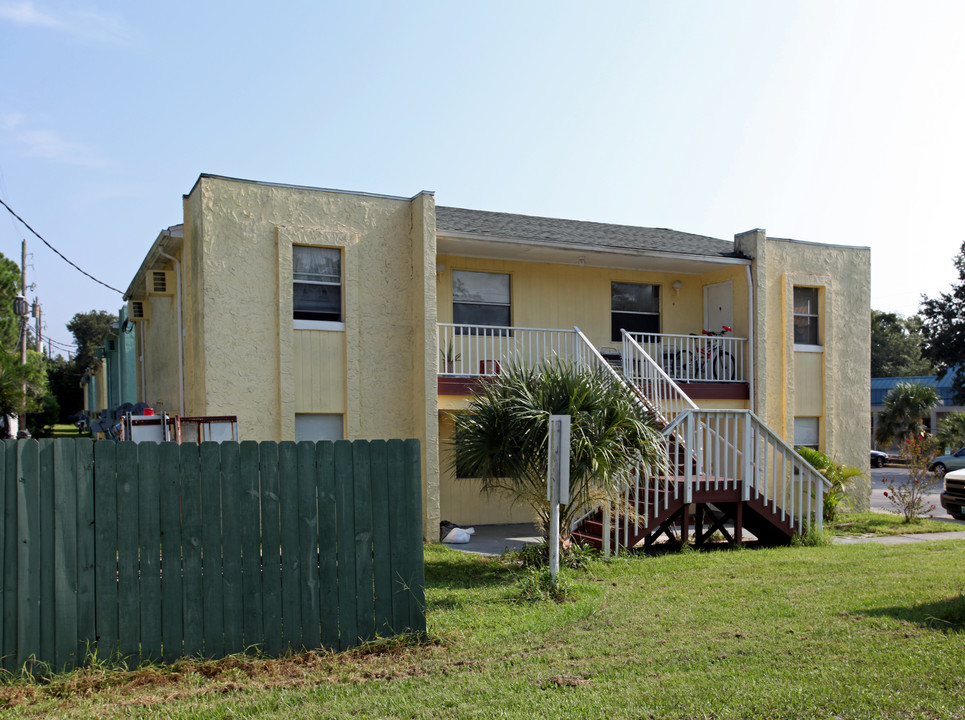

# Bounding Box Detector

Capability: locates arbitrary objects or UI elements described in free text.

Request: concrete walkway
[441,522,965,556]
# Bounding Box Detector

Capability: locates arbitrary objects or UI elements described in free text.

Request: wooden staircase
[569,334,828,554]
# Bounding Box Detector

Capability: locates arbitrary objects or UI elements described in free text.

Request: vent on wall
[106,339,116,352]
[128,300,149,321]
[148,270,174,296]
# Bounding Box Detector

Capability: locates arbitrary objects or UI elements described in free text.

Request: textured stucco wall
[736,231,871,510]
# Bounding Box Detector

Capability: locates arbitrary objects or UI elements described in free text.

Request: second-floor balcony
[437,323,748,385]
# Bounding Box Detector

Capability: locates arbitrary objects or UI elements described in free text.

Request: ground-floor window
[793,416,819,449]
[295,413,343,442]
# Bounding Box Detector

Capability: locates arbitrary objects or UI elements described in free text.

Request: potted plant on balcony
[441,340,461,373]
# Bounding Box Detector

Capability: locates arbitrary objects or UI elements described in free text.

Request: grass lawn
[830,511,965,537]
[3,540,965,719]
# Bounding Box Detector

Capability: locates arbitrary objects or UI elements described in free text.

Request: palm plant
[795,446,862,522]
[936,411,965,453]
[875,381,940,446]
[451,359,667,540]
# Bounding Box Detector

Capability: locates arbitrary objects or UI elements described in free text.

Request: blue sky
[1,0,962,355]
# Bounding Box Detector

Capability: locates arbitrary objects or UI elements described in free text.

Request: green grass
[830,511,965,536]
[4,541,965,719]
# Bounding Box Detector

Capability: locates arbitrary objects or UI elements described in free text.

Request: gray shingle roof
[436,206,741,258]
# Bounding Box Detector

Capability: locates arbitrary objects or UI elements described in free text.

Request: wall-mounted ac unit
[128,300,150,321]
[148,270,175,296]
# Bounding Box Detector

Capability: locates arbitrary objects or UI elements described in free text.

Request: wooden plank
[0,442,6,671]
[385,440,409,634]
[158,442,183,663]
[75,440,96,665]
[93,440,118,662]
[38,440,55,668]
[368,440,393,637]
[238,441,263,651]
[296,441,320,650]
[403,439,425,634]
[16,440,41,670]
[200,442,224,659]
[279,442,301,652]
[137,442,162,662]
[259,442,282,656]
[315,442,338,651]
[53,440,79,671]
[180,445,203,658]
[115,442,140,662]
[220,442,244,656]
[352,441,375,643]
[333,440,357,650]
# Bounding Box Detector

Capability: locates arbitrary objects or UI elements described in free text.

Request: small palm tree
[936,412,965,453]
[875,381,940,446]
[795,447,862,522]
[451,359,667,541]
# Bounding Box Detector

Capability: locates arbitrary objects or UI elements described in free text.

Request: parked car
[871,449,888,468]
[927,447,965,474]
[940,468,965,521]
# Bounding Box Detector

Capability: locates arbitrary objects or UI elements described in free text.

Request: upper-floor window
[293,246,341,322]
[453,270,511,331]
[794,416,819,450]
[793,287,819,346]
[611,282,659,341]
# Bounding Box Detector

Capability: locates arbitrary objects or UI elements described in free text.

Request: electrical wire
[0,196,124,295]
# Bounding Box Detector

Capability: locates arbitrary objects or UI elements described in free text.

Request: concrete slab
[441,523,543,556]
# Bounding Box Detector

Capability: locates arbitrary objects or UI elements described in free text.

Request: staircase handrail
[748,410,830,490]
[621,331,698,427]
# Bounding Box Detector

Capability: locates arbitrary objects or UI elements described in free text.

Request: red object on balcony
[479,360,501,375]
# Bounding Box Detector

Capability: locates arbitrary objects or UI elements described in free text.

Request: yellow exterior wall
[438,413,534,526]
[293,331,346,412]
[134,292,182,415]
[736,231,871,509]
[436,255,748,348]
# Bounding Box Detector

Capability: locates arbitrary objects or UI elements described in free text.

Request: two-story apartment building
[121,174,871,538]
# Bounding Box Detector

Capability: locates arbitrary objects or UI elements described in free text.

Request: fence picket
[53,439,78,671]
[368,440,392,637]
[238,441,263,650]
[220,442,243,656]
[158,442,183,662]
[315,441,338,650]
[200,442,224,658]
[137,442,162,662]
[16,440,40,670]
[296,441,320,650]
[75,440,95,665]
[386,440,408,634]
[116,442,140,662]
[334,440,357,650]
[0,442,7,672]
[259,442,283,656]
[352,441,375,643]
[180,445,203,658]
[93,441,118,661]
[39,440,55,668]
[278,442,301,651]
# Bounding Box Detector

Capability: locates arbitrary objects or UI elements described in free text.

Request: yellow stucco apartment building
[122,174,871,538]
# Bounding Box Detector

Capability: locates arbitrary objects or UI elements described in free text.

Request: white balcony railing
[438,324,582,376]
[628,332,747,383]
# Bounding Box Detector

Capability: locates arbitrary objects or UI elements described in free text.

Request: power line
[0,196,124,295]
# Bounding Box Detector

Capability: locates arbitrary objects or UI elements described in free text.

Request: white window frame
[293,246,342,326]
[793,286,821,350]
[452,270,511,333]
[611,282,660,341]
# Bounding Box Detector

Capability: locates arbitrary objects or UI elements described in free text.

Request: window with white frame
[452,270,510,333]
[293,246,341,322]
[794,417,819,450]
[611,282,660,341]
[295,414,343,442]
[793,287,820,346]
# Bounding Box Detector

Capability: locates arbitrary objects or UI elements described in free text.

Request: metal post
[547,414,570,585]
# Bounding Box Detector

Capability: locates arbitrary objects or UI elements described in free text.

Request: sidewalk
[832,529,965,545]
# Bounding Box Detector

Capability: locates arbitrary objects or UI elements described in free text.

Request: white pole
[547,415,570,586]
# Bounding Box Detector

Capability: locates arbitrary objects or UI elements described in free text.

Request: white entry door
[704,281,734,333]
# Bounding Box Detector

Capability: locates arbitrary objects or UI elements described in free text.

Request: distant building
[871,374,965,449]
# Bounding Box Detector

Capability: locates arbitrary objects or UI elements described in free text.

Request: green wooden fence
[0,437,425,673]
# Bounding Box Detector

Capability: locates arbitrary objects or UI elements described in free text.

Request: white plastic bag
[442,526,475,544]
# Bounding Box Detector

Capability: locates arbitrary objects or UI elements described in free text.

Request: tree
[920,240,965,402]
[451,360,667,540]
[874,381,940,446]
[795,447,862,522]
[67,310,117,374]
[936,412,965,453]
[871,310,933,377]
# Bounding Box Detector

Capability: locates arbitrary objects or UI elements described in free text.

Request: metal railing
[628,331,747,383]
[620,331,697,426]
[437,324,581,376]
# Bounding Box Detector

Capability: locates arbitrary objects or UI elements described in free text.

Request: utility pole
[18,240,27,435]
[32,299,41,352]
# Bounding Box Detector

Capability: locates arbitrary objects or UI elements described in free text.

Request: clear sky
[1,0,962,356]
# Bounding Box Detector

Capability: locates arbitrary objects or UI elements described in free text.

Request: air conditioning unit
[128,300,150,321]
[148,269,175,296]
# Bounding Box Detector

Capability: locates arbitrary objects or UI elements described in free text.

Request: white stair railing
[621,330,697,427]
